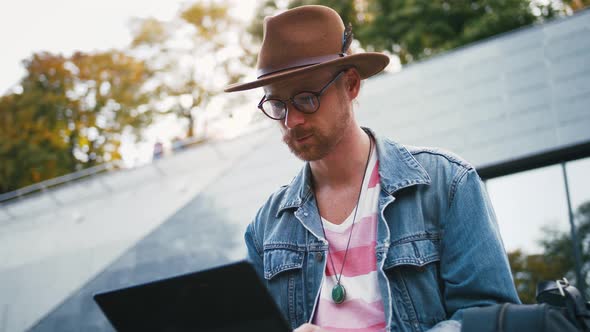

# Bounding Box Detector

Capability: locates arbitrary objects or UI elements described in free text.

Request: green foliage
[508,250,570,304]
[0,90,74,192]
[0,51,153,193]
[131,1,254,137]
[562,0,590,11]
[509,201,590,303]
[180,2,231,39]
[360,0,547,63]
[540,201,590,294]
[131,18,169,48]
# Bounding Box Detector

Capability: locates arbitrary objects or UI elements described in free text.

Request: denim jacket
[245,128,520,331]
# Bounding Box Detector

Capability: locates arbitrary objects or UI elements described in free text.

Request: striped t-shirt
[313,145,385,331]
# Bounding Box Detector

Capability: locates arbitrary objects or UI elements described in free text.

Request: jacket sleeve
[435,168,521,328]
[245,221,265,282]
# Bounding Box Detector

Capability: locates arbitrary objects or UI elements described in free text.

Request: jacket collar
[277,127,431,215]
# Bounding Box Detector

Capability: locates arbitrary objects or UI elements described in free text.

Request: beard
[281,100,351,161]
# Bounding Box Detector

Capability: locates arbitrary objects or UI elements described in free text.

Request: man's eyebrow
[263,78,327,98]
[263,93,277,99]
[264,89,303,100]
[263,88,291,99]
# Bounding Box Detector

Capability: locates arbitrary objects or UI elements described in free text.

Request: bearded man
[224,5,520,332]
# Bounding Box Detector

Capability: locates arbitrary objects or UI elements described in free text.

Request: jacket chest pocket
[263,245,305,328]
[383,236,447,330]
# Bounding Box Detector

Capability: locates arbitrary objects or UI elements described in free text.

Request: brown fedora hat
[224,5,389,92]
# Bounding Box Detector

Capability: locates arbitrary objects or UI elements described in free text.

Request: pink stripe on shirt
[314,298,385,329]
[368,161,379,189]
[325,244,377,278]
[322,322,388,332]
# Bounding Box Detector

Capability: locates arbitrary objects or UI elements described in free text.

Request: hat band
[257,53,345,79]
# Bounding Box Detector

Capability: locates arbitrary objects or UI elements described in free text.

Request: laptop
[94,260,291,332]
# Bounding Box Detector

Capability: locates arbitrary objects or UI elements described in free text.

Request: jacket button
[315,252,323,261]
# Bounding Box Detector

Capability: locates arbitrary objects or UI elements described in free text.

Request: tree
[508,201,590,303]
[508,250,570,303]
[0,51,153,194]
[540,201,590,297]
[562,0,590,11]
[0,92,73,193]
[130,1,255,138]
[252,0,571,64]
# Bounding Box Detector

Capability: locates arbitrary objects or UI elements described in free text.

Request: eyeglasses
[257,71,344,120]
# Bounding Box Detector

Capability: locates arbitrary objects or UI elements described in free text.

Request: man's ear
[344,68,361,100]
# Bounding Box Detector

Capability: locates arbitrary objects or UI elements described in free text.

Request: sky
[487,158,590,253]
[0,0,258,94]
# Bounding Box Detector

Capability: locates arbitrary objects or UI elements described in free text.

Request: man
[224,5,520,332]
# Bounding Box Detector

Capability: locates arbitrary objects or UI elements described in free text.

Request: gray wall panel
[358,10,590,170]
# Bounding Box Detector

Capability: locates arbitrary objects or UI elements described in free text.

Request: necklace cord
[315,135,373,286]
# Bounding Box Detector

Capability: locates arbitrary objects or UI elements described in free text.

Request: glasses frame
[257,71,345,120]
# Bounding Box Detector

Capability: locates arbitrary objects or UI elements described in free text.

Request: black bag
[461,278,590,332]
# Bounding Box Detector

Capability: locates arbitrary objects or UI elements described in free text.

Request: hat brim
[224,53,390,92]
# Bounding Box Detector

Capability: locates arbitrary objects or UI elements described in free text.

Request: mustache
[284,127,314,141]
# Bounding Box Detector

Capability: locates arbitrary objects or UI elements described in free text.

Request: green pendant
[332,283,346,304]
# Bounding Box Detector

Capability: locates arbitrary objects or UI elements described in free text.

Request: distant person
[153,141,164,160]
[225,5,519,332]
[171,137,185,152]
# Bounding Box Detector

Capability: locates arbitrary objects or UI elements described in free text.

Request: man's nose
[284,104,305,129]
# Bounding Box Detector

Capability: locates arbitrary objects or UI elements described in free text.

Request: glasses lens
[261,99,286,119]
[292,92,319,113]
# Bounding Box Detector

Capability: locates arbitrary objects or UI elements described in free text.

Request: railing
[0,161,120,204]
[0,135,211,206]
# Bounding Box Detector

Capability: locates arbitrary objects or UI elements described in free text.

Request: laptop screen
[94,260,291,332]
